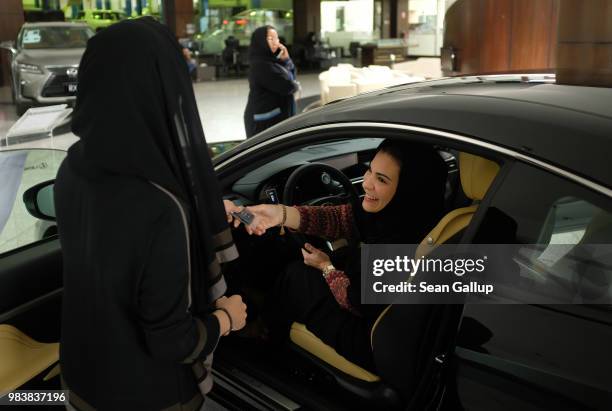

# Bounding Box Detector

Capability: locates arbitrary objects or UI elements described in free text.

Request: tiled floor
[0,72,321,150]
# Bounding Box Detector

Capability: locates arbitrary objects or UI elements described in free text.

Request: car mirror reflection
[23,180,56,221]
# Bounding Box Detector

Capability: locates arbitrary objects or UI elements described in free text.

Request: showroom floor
[0,72,321,151]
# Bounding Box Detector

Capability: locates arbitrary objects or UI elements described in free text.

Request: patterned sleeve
[295,204,354,240]
[324,270,356,313]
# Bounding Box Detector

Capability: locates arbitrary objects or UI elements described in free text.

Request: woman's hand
[214,295,247,336]
[302,243,331,271]
[223,199,242,224]
[244,204,283,235]
[278,44,290,61]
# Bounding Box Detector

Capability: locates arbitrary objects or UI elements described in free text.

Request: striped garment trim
[150,182,193,310]
[183,317,207,363]
[213,227,239,263]
[253,107,281,121]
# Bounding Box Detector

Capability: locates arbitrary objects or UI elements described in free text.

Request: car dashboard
[227,138,383,206]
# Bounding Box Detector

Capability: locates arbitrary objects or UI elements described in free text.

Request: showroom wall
[441,0,559,75]
[0,0,25,90]
[556,0,612,86]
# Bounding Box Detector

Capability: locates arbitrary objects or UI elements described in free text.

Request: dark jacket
[244,26,298,137]
[55,157,220,411]
[55,18,235,411]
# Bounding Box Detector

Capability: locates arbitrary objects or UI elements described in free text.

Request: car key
[232,209,255,225]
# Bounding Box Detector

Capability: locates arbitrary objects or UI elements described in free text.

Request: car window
[21,26,93,49]
[0,149,65,255]
[473,162,612,309]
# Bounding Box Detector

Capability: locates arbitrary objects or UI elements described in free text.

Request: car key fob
[232,209,255,225]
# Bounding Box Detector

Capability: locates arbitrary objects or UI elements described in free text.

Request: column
[162,0,194,38]
[556,0,612,86]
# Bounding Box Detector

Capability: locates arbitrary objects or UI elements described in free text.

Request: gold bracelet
[280,204,287,235]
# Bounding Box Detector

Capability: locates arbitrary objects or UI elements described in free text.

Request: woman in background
[244,25,299,137]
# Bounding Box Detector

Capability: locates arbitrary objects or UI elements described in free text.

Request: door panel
[455,162,612,410]
[456,304,612,410]
[0,149,65,393]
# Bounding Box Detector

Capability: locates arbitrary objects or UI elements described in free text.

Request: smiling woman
[235,139,449,371]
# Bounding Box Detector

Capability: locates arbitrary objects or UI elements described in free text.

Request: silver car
[0,22,94,115]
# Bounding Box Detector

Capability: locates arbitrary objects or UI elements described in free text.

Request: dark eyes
[367,167,388,184]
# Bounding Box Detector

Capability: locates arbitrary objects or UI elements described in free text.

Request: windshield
[21,26,94,50]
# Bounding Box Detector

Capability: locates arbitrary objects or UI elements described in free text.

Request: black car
[1,74,611,410]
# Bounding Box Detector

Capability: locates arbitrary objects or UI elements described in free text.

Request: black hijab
[248,25,276,63]
[69,17,236,314]
[353,140,448,245]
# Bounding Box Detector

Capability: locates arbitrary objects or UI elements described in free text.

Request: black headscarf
[248,25,276,63]
[353,140,448,245]
[69,17,236,314]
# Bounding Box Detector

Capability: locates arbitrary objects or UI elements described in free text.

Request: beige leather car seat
[0,324,59,393]
[416,152,500,258]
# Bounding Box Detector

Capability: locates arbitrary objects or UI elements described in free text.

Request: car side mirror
[0,40,17,55]
[23,180,56,221]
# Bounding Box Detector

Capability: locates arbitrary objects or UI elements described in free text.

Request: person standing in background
[244,25,299,138]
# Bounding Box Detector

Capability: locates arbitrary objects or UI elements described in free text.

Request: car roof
[23,22,91,28]
[252,74,612,189]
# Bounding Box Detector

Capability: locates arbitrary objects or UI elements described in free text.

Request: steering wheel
[282,162,360,250]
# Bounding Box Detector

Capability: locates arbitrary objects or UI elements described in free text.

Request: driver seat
[288,152,500,407]
[416,152,500,257]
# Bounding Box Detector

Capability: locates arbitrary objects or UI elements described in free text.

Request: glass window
[473,162,612,307]
[407,0,445,56]
[21,26,94,49]
[0,149,65,255]
[321,0,377,52]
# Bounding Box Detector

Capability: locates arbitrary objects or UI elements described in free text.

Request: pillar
[556,0,612,86]
[293,0,320,44]
[162,0,194,38]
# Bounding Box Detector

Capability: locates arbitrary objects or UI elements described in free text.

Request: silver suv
[1,22,94,115]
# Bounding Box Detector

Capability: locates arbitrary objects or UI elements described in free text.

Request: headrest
[459,152,500,201]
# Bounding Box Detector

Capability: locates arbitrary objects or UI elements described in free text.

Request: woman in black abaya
[247,140,448,372]
[243,25,298,137]
[55,18,246,411]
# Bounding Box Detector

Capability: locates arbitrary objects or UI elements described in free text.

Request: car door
[0,148,65,394]
[453,160,612,410]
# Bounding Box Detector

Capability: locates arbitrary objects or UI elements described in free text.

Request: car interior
[0,133,506,410]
